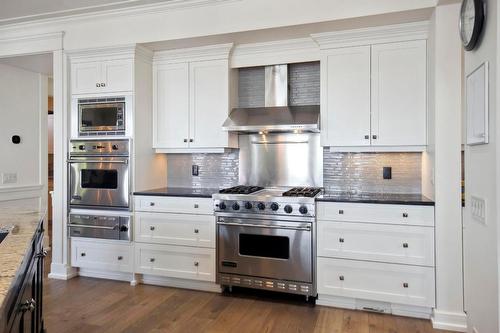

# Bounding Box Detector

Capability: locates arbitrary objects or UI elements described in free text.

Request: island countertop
[316,192,435,206]
[0,201,45,312]
[133,187,219,198]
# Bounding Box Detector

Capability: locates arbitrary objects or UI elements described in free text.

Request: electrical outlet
[2,172,17,184]
[383,167,392,180]
[471,195,486,224]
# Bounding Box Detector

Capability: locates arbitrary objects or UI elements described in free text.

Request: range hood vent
[223,64,320,133]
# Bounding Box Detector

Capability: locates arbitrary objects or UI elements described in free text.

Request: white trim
[153,43,233,64]
[0,0,241,32]
[0,32,64,57]
[328,145,427,153]
[78,268,135,283]
[392,303,432,319]
[231,38,320,68]
[66,44,153,62]
[0,184,44,202]
[0,184,44,193]
[140,274,222,293]
[311,21,430,49]
[48,262,78,280]
[431,309,468,332]
[317,294,356,309]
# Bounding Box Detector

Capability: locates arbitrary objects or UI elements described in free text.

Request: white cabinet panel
[135,243,215,282]
[322,46,371,147]
[71,61,101,95]
[71,238,133,272]
[135,212,215,248]
[189,60,229,148]
[317,258,435,307]
[153,63,190,148]
[371,40,427,146]
[317,202,434,227]
[317,221,434,266]
[102,59,134,93]
[134,196,213,215]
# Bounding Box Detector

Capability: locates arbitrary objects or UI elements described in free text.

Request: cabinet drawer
[317,258,435,307]
[134,196,213,215]
[135,212,215,248]
[71,239,133,272]
[317,202,434,227]
[135,243,215,282]
[317,221,434,266]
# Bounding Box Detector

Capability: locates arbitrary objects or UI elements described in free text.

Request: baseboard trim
[317,294,356,309]
[78,268,134,283]
[140,274,222,293]
[431,309,467,332]
[48,262,78,280]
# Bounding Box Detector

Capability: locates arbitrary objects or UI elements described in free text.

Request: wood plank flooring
[44,272,452,333]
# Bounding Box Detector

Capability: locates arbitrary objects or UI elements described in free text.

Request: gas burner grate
[282,187,322,198]
[219,186,264,195]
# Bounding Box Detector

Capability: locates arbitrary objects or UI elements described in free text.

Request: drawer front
[71,239,133,272]
[317,258,435,307]
[134,196,213,215]
[135,243,215,282]
[135,212,215,248]
[317,221,434,266]
[317,202,434,227]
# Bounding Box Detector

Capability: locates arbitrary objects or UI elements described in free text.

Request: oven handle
[217,221,311,231]
[67,159,128,164]
[68,224,119,230]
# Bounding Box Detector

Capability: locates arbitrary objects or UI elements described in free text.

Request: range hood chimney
[222,64,320,133]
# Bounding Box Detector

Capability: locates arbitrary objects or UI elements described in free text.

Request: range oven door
[217,216,312,283]
[69,214,131,240]
[68,157,130,209]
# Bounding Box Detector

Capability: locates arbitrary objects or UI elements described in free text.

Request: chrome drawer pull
[403,282,409,288]
[338,209,344,214]
[149,258,155,263]
[403,243,409,248]
[194,262,199,267]
[194,229,199,234]
[403,213,409,218]
[194,204,199,208]
[150,226,155,231]
[217,221,311,231]
[117,256,123,261]
[339,275,344,281]
[69,224,118,230]
[81,252,86,257]
[339,238,344,243]
[149,202,155,206]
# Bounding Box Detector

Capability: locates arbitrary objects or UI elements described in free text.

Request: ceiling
[0,54,53,76]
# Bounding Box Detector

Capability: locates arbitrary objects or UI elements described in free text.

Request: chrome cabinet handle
[364,135,369,140]
[338,209,344,214]
[403,213,409,218]
[96,83,101,87]
[372,135,378,139]
[217,221,311,231]
[194,262,199,267]
[69,224,118,230]
[150,226,155,231]
[149,258,155,263]
[194,204,199,208]
[117,256,123,261]
[194,229,199,234]
[101,83,106,87]
[149,202,155,206]
[81,252,86,257]
[403,282,409,288]
[189,139,194,143]
[67,159,128,164]
[403,243,409,248]
[339,238,344,243]
[339,275,344,281]
[183,139,188,143]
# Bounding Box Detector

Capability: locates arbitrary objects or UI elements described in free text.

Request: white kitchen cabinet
[153,44,236,153]
[321,46,371,147]
[71,58,133,95]
[71,238,133,273]
[371,40,427,146]
[321,40,427,150]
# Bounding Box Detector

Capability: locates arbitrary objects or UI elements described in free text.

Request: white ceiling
[0,54,53,76]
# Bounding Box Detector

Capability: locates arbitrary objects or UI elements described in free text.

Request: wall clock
[459,0,485,51]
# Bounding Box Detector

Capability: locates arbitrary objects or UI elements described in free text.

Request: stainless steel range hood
[222,64,320,133]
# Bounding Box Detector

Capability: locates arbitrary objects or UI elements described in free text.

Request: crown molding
[66,43,153,62]
[153,43,233,63]
[231,37,320,68]
[311,21,430,49]
[0,31,64,58]
[0,0,241,34]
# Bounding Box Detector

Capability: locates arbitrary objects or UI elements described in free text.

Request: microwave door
[79,102,125,133]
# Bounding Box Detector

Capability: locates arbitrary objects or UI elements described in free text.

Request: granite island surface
[133,187,219,198]
[0,200,45,314]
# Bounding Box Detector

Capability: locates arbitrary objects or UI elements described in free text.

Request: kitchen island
[0,201,46,333]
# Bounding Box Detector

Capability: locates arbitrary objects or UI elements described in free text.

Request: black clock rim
[460,0,485,51]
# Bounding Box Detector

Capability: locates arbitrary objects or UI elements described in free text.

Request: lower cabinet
[71,238,133,273]
[135,243,215,282]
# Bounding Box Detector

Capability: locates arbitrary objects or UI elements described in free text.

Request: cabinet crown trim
[153,43,233,63]
[311,21,429,49]
[67,44,153,61]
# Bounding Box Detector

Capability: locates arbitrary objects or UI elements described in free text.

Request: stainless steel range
[214,185,321,299]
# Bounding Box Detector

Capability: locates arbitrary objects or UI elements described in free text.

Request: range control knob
[284,205,293,214]
[257,202,266,210]
[299,206,308,214]
[232,202,240,211]
[218,202,226,210]
[244,202,253,209]
[112,144,119,150]
[270,203,279,211]
[78,145,85,150]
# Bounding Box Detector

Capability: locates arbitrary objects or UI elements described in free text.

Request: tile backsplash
[166,149,422,194]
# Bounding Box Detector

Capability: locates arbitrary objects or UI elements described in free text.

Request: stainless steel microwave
[78,97,126,136]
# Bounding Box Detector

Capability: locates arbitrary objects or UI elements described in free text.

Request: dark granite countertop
[133,187,219,198]
[316,192,435,206]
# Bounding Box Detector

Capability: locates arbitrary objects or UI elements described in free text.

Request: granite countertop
[0,201,45,310]
[133,187,220,198]
[316,192,435,206]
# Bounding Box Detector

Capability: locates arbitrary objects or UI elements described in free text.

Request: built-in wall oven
[68,139,130,210]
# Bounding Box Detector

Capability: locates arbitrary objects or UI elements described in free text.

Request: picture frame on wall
[466,61,489,145]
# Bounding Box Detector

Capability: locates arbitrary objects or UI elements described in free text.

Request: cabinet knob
[149,258,155,263]
[117,256,123,261]
[96,83,101,87]
[403,213,409,218]
[194,261,199,267]
[372,135,378,139]
[81,252,86,257]
[364,135,370,140]
[403,243,409,248]
[101,83,106,87]
[189,138,194,143]
[338,209,344,215]
[403,282,409,288]
[339,275,344,281]
[183,139,188,143]
[149,202,155,206]
[339,238,344,243]
[194,204,199,208]
[150,226,155,231]
[194,229,199,234]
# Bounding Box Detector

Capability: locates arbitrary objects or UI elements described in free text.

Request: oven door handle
[68,224,119,230]
[217,221,311,231]
[67,159,128,164]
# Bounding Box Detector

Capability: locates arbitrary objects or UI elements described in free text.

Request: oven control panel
[69,139,130,156]
[213,199,315,217]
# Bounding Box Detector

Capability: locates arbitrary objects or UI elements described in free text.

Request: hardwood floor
[44,271,452,333]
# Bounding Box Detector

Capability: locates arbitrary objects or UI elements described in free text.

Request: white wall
[462,0,499,332]
[0,63,47,196]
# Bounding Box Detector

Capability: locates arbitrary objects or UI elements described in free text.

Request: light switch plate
[1,172,17,184]
[471,195,486,224]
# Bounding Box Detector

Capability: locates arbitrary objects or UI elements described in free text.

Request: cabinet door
[321,46,371,147]
[189,59,229,148]
[71,61,102,95]
[102,59,134,93]
[371,40,427,146]
[153,63,190,149]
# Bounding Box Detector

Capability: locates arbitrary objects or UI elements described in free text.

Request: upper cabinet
[313,23,428,151]
[152,44,237,153]
[71,57,134,95]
